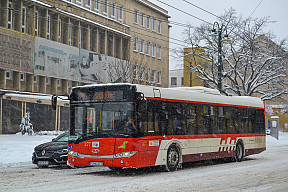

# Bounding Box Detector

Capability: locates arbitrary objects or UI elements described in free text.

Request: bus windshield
[71,102,136,140]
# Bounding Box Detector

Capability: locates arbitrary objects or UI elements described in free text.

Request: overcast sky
[148,0,288,69]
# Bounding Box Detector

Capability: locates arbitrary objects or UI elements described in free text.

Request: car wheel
[163,144,180,172]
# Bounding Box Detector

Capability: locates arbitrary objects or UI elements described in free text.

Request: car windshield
[53,132,69,142]
[71,102,136,140]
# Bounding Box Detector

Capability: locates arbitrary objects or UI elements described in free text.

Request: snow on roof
[72,83,264,108]
[31,0,53,8]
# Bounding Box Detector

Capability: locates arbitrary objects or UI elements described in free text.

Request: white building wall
[169,69,183,87]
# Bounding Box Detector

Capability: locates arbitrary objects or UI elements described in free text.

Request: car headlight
[68,151,79,157]
[114,151,137,159]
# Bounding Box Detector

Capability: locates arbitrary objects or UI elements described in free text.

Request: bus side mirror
[52,96,57,110]
[136,92,145,101]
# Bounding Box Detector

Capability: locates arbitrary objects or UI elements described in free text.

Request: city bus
[65,83,266,172]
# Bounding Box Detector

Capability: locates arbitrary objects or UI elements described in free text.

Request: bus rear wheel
[235,141,244,162]
[164,145,180,172]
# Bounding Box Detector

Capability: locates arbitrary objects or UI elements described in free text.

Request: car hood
[34,141,67,152]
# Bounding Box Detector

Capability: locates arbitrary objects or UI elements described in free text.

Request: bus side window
[196,105,205,134]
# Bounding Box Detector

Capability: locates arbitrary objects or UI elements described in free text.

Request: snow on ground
[0,131,64,168]
[0,131,288,168]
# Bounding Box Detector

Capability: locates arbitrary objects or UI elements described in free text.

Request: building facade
[0,0,170,134]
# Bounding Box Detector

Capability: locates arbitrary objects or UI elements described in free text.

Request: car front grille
[36,151,54,157]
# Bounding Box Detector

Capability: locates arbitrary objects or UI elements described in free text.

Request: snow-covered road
[1,133,288,192]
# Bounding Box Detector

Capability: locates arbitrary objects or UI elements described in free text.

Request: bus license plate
[89,161,103,167]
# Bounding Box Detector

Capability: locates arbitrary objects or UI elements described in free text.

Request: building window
[94,0,100,12]
[22,7,26,33]
[58,19,62,42]
[146,15,150,29]
[111,2,116,19]
[57,79,61,87]
[181,77,184,86]
[146,68,150,82]
[134,9,138,24]
[140,13,145,27]
[152,17,156,31]
[152,43,156,57]
[146,41,150,56]
[157,71,161,84]
[139,67,144,81]
[118,5,123,23]
[34,75,37,83]
[103,0,108,16]
[133,65,138,80]
[35,11,39,36]
[140,39,144,54]
[171,77,177,87]
[76,0,82,6]
[46,77,51,85]
[47,15,51,39]
[6,71,12,80]
[86,0,91,9]
[68,80,72,88]
[151,70,156,83]
[157,46,161,59]
[133,36,138,52]
[8,2,13,29]
[20,73,25,81]
[158,21,162,34]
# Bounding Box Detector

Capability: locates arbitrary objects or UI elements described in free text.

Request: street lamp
[210,22,230,93]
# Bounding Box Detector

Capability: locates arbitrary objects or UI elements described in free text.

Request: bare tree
[107,58,131,83]
[176,9,288,101]
[106,55,149,83]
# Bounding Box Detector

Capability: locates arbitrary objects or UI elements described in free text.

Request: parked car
[32,132,69,167]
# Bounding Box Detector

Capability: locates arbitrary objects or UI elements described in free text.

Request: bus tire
[235,141,244,162]
[163,144,180,172]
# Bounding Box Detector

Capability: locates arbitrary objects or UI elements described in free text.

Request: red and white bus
[66,83,266,171]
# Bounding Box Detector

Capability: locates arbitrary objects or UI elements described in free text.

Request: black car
[32,132,69,167]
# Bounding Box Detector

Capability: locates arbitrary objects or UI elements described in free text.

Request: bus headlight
[114,151,137,159]
[68,151,79,157]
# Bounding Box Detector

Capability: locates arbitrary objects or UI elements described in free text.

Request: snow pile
[0,132,288,168]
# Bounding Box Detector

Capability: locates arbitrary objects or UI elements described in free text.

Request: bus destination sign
[76,91,123,102]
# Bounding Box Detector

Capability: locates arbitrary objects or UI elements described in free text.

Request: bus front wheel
[235,141,244,162]
[164,144,180,172]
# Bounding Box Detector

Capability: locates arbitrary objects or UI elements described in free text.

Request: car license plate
[89,161,103,167]
[37,161,49,166]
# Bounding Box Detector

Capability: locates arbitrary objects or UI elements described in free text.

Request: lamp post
[210,22,230,93]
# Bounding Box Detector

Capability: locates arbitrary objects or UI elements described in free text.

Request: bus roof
[73,83,264,109]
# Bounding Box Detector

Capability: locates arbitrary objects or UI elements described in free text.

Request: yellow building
[183,48,207,87]
[266,105,288,132]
